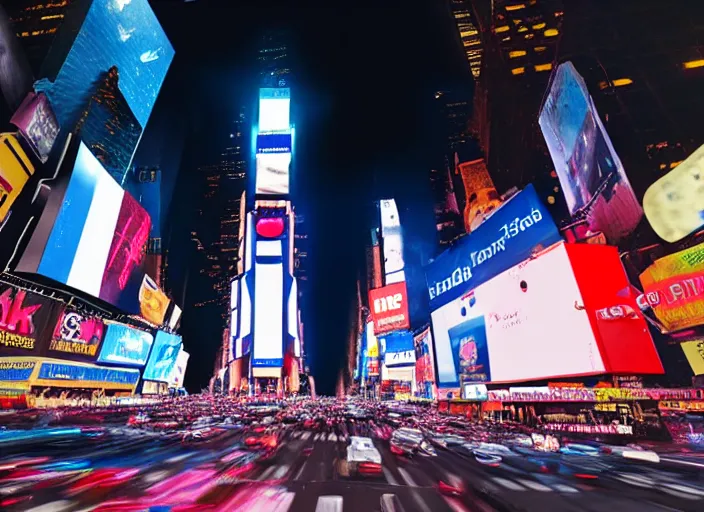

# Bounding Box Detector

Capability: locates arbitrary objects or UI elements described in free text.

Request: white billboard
[258,88,291,132]
[255,152,291,195]
[253,262,284,365]
[169,349,190,388]
[431,243,605,387]
[380,199,401,234]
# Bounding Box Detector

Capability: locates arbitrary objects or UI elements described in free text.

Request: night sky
[143,0,472,395]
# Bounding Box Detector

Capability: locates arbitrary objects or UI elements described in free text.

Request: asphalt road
[2,426,704,511]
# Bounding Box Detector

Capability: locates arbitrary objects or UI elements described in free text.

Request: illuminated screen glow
[255,153,291,195]
[18,142,151,311]
[258,88,291,132]
[169,349,190,388]
[432,243,605,387]
[383,233,404,276]
[253,262,284,365]
[256,240,283,257]
[97,324,153,367]
[142,331,182,382]
[287,276,300,357]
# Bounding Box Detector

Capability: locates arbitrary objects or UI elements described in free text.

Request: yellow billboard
[0,133,35,224]
[681,340,704,376]
[639,242,704,332]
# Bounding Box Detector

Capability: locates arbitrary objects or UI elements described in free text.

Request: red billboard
[369,281,410,335]
[0,284,56,356]
[48,309,105,360]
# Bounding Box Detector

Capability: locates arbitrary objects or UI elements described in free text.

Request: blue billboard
[142,331,182,382]
[36,0,174,133]
[97,324,153,366]
[424,184,561,310]
[38,362,140,386]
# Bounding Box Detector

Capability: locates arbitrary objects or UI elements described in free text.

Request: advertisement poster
[369,281,411,335]
[0,285,55,356]
[0,360,36,381]
[10,92,60,163]
[0,133,36,227]
[539,61,642,244]
[37,361,140,387]
[644,143,704,243]
[424,184,561,311]
[448,316,490,384]
[97,324,153,366]
[681,340,704,376]
[48,310,105,359]
[169,349,190,388]
[138,274,170,325]
[639,242,704,332]
[143,331,182,382]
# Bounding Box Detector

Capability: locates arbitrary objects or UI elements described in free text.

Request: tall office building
[258,29,293,88]
[447,0,563,206]
[190,113,248,322]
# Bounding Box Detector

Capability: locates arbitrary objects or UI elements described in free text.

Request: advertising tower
[228,33,301,396]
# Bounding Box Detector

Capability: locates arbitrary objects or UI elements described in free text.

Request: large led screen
[37,361,140,387]
[252,263,284,366]
[638,242,704,332]
[539,62,642,244]
[142,330,182,382]
[643,143,704,243]
[169,348,190,388]
[0,360,36,382]
[258,88,291,132]
[255,153,291,195]
[36,0,174,132]
[0,285,56,356]
[369,281,411,335]
[97,324,153,367]
[48,309,105,360]
[16,142,151,313]
[424,184,561,311]
[431,243,605,387]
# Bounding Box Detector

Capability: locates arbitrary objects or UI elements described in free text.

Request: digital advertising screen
[10,92,60,163]
[142,330,182,382]
[255,153,291,195]
[638,242,704,332]
[0,133,36,228]
[0,285,56,356]
[138,274,170,325]
[48,309,105,360]
[36,0,174,132]
[169,349,190,388]
[369,281,411,335]
[414,328,435,386]
[0,360,37,382]
[643,143,704,243]
[97,324,153,367]
[257,133,292,154]
[16,142,151,314]
[252,262,284,367]
[432,243,605,388]
[681,340,704,376]
[424,184,561,311]
[36,361,140,388]
[258,88,291,133]
[539,61,642,244]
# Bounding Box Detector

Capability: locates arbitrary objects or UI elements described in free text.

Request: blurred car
[343,436,382,477]
[390,428,436,457]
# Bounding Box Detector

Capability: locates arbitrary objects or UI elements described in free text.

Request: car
[390,428,436,457]
[342,436,383,477]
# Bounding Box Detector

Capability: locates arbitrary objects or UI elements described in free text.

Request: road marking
[383,467,399,486]
[553,484,579,494]
[491,477,524,491]
[314,433,321,441]
[25,501,73,512]
[398,467,418,487]
[517,479,552,492]
[662,482,704,497]
[660,457,704,469]
[661,488,703,500]
[410,489,432,512]
[143,470,170,484]
[615,473,655,488]
[294,461,308,481]
[328,433,338,442]
[272,464,290,479]
[301,431,311,440]
[166,453,192,463]
[258,466,277,481]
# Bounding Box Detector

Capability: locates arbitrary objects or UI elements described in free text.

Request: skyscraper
[447,0,563,205]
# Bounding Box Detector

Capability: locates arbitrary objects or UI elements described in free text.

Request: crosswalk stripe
[301,431,311,440]
[398,467,418,487]
[517,479,552,492]
[25,501,73,512]
[328,433,338,442]
[383,467,399,486]
[553,484,579,494]
[272,464,290,479]
[491,477,524,491]
[662,482,704,497]
[258,466,277,481]
[615,473,655,488]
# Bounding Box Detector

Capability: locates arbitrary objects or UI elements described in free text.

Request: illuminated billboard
[138,274,170,325]
[97,324,153,367]
[143,331,182,382]
[431,242,662,388]
[36,0,174,132]
[424,184,561,311]
[643,143,704,243]
[169,348,190,388]
[36,360,140,389]
[381,330,415,367]
[48,309,105,360]
[369,282,411,335]
[414,327,435,394]
[0,133,36,228]
[258,88,291,132]
[0,285,56,357]
[255,153,291,195]
[16,142,151,313]
[257,133,292,154]
[638,242,704,332]
[10,92,60,163]
[379,199,405,282]
[252,262,284,367]
[539,62,642,244]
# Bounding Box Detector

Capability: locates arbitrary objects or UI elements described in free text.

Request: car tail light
[600,447,612,455]
[438,480,464,496]
[574,473,598,480]
[358,463,382,474]
[390,445,405,456]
